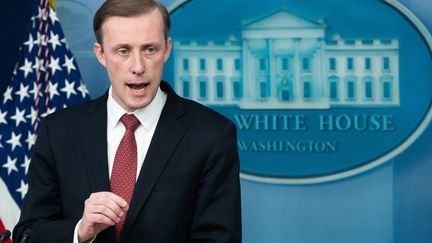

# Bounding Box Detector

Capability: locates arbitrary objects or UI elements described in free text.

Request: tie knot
[120,114,140,131]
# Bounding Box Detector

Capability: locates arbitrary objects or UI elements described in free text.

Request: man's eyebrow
[141,42,162,48]
[111,43,131,50]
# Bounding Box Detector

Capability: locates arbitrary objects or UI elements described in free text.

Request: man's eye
[147,47,157,54]
[118,49,129,55]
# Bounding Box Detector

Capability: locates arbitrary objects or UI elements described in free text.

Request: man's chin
[125,98,153,111]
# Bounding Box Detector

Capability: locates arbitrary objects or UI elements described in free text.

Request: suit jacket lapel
[78,93,110,193]
[121,82,187,240]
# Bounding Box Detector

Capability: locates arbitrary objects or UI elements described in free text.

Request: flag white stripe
[0,178,21,231]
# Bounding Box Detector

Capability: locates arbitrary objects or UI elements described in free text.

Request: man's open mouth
[127,83,149,90]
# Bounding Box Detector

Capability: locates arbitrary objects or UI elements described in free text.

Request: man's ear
[163,37,172,63]
[93,42,106,67]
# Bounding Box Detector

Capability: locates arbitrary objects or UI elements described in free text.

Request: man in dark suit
[13,0,242,242]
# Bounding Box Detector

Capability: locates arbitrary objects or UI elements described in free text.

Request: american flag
[0,0,90,240]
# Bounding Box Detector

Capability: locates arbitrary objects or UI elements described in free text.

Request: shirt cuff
[73,219,97,243]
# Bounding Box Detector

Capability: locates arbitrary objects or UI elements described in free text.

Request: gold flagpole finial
[49,0,56,9]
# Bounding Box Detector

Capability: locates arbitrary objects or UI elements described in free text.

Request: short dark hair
[93,0,171,44]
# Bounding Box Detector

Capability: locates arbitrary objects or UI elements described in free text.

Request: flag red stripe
[0,219,12,243]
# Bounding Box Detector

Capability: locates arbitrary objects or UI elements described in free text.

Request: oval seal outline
[167,0,432,184]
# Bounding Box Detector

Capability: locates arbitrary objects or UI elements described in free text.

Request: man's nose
[131,53,145,75]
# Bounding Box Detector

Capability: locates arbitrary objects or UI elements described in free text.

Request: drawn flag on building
[0,0,90,239]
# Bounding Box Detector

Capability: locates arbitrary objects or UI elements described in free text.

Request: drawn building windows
[329,58,336,72]
[364,57,372,71]
[345,76,357,100]
[260,80,267,98]
[347,57,354,71]
[216,58,223,71]
[302,57,310,72]
[329,76,340,101]
[383,57,390,71]
[259,78,269,99]
[259,57,268,72]
[197,75,208,99]
[363,76,374,100]
[183,81,190,98]
[381,75,393,100]
[180,75,191,98]
[232,77,243,99]
[302,76,312,100]
[215,76,225,99]
[282,57,289,71]
[183,78,190,98]
[199,58,206,72]
[280,77,293,101]
[255,56,269,99]
[182,58,189,72]
[281,89,292,101]
[234,58,241,72]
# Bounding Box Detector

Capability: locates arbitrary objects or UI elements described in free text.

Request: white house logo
[166,0,432,184]
[174,9,400,110]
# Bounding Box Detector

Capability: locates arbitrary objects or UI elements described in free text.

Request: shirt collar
[107,86,167,130]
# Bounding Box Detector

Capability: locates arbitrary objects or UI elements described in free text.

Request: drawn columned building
[174,9,400,109]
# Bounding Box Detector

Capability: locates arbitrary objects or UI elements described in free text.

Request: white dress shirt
[107,87,166,179]
[73,86,167,243]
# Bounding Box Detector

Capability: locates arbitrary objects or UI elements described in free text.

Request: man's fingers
[87,192,128,217]
[89,192,128,208]
[92,204,122,223]
[106,192,128,208]
[86,212,116,226]
[82,191,130,228]
[78,191,130,242]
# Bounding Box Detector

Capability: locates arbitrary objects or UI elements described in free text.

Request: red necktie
[110,114,140,240]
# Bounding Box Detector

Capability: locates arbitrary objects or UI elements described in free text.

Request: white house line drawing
[173,8,400,109]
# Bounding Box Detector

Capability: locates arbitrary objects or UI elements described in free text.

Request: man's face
[93,9,172,112]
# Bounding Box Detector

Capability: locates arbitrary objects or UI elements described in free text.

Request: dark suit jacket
[13,81,241,243]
